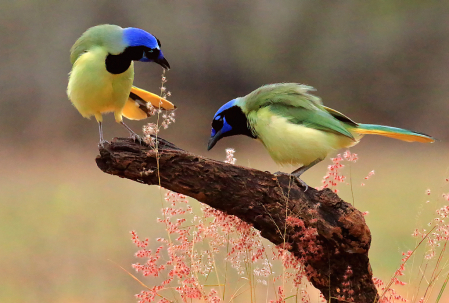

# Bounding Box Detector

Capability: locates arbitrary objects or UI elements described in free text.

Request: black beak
[207,130,222,151]
[155,57,170,70]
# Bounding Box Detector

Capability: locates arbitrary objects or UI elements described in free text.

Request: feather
[354,124,435,143]
[122,87,175,120]
[241,83,355,140]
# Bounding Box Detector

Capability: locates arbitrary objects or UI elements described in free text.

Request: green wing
[323,106,358,127]
[241,83,355,140]
[270,104,355,139]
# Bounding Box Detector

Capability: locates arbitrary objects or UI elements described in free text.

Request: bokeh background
[1,1,449,302]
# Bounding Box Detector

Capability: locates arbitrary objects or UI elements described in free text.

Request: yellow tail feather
[122,86,175,120]
[122,98,148,120]
[130,86,175,110]
[353,128,435,143]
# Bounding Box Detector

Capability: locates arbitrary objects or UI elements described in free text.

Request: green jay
[67,24,175,145]
[208,83,435,185]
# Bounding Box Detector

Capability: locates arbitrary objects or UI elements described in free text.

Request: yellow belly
[67,46,134,122]
[250,108,360,166]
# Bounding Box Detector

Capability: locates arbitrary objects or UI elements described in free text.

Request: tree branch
[96,137,378,302]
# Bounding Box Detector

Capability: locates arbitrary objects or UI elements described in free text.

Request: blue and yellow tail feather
[354,124,435,143]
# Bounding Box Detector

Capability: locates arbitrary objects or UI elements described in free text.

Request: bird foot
[294,177,309,192]
[130,133,144,145]
[273,171,288,176]
[98,140,110,148]
[274,171,309,191]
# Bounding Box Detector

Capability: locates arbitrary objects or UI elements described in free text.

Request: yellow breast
[249,108,359,166]
[67,46,134,121]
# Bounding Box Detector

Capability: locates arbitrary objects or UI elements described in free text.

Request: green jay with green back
[67,24,175,146]
[208,83,435,186]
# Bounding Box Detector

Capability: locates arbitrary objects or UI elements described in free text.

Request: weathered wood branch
[96,137,378,303]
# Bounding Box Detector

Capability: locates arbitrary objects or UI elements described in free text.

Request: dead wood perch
[96,137,378,303]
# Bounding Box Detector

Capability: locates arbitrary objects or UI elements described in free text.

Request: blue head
[106,27,170,74]
[122,27,170,69]
[207,99,256,151]
[104,26,169,74]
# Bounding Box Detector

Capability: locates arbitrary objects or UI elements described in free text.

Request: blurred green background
[1,1,449,302]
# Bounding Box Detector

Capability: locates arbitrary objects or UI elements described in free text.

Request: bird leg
[120,121,143,144]
[273,171,310,191]
[291,158,324,177]
[291,158,324,191]
[98,122,109,147]
[274,158,324,191]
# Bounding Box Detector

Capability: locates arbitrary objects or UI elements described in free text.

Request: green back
[70,24,126,65]
[239,83,323,112]
[239,83,355,139]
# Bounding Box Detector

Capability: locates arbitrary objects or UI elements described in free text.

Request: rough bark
[96,137,378,303]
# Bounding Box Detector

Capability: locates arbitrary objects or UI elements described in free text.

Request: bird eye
[148,49,153,53]
[212,117,223,130]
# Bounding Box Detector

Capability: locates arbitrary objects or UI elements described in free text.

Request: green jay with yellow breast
[67,24,175,145]
[208,83,435,185]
